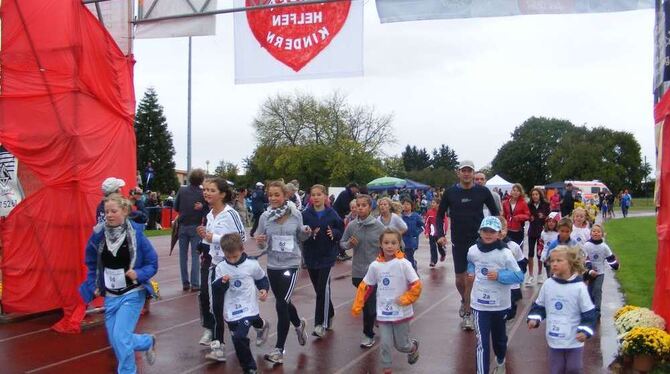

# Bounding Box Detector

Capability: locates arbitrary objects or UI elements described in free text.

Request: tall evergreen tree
[135,88,179,194]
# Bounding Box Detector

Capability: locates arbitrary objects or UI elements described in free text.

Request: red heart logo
[245,0,352,72]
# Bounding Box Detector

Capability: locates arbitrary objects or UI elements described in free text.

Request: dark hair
[346,182,359,189]
[356,194,372,207]
[189,169,206,186]
[205,177,234,204]
[557,217,573,231]
[379,228,402,244]
[401,197,414,208]
[220,233,244,253]
[529,187,546,204]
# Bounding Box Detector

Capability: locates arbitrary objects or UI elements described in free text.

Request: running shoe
[199,329,213,346]
[429,262,436,267]
[462,313,474,331]
[255,319,270,347]
[407,339,420,364]
[205,340,226,362]
[295,317,307,346]
[524,275,534,286]
[313,325,326,338]
[264,348,284,364]
[493,358,506,374]
[145,334,157,365]
[459,300,466,318]
[360,335,375,348]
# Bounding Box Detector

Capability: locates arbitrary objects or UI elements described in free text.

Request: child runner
[583,224,619,320]
[210,233,271,373]
[340,194,386,348]
[527,187,550,286]
[527,246,597,374]
[537,213,560,284]
[400,197,424,270]
[302,184,344,338]
[255,180,309,364]
[352,228,421,374]
[197,178,247,357]
[500,218,528,320]
[337,200,359,261]
[467,216,524,374]
[541,217,577,278]
[570,207,591,249]
[600,197,609,221]
[424,198,447,267]
[378,197,408,234]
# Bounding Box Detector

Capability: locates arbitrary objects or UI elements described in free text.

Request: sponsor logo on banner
[245,0,352,71]
[0,146,24,217]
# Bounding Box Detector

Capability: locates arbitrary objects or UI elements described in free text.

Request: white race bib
[548,317,571,340]
[379,298,400,317]
[271,235,295,253]
[474,285,500,307]
[104,268,127,290]
[227,300,249,320]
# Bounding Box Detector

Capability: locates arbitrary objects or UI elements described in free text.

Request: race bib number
[227,301,249,320]
[272,235,295,253]
[379,298,400,317]
[104,268,127,290]
[474,286,500,306]
[548,317,571,340]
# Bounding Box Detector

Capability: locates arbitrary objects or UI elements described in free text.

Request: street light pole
[206,160,210,176]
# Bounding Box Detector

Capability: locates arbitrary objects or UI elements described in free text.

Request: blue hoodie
[401,212,424,249]
[302,206,344,269]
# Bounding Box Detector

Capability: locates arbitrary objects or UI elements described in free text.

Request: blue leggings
[105,290,153,374]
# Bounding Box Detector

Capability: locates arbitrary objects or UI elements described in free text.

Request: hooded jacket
[302,206,344,269]
[340,214,386,278]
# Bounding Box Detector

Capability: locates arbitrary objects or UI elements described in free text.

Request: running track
[0,229,623,373]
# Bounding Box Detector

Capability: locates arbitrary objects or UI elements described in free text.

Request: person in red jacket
[503,183,530,246]
[424,198,448,267]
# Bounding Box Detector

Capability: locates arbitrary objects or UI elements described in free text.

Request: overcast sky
[133,3,656,180]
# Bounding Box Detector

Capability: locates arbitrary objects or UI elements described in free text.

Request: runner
[255,180,309,364]
[527,187,550,286]
[436,160,499,330]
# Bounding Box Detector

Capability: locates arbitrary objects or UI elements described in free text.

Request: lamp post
[206,160,210,176]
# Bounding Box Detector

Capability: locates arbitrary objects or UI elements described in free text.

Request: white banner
[234,0,364,84]
[136,0,216,39]
[0,146,24,217]
[376,0,653,23]
[85,0,132,55]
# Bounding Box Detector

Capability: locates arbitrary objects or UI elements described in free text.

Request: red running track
[0,232,621,373]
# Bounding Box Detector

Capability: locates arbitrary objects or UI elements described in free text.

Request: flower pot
[632,354,655,372]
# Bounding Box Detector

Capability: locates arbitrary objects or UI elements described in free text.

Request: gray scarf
[266,201,300,222]
[103,219,136,263]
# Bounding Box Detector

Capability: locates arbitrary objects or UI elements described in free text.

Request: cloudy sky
[133,2,656,179]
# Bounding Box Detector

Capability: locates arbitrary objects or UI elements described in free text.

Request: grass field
[145,229,172,237]
[628,197,655,212]
[605,216,657,308]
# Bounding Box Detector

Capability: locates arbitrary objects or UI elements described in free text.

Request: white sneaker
[145,334,157,365]
[199,329,213,346]
[462,314,474,331]
[205,340,226,362]
[255,319,270,347]
[493,358,506,374]
[537,273,545,284]
[295,317,307,346]
[360,335,375,348]
[524,276,534,286]
[264,347,284,364]
[313,325,326,338]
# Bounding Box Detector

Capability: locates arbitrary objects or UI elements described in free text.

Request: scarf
[104,219,136,261]
[267,200,300,222]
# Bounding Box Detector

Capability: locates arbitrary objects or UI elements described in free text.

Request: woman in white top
[377,197,407,234]
[196,178,246,361]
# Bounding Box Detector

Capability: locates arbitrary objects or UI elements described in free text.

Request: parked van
[564,180,610,202]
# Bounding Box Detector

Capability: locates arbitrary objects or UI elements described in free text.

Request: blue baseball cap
[480,216,501,232]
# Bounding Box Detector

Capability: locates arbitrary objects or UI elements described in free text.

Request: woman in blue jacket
[301,184,344,338]
[80,193,158,374]
[401,198,424,270]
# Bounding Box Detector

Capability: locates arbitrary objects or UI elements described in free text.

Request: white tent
[486,175,514,194]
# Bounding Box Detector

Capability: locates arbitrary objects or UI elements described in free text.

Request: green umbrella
[367,176,406,190]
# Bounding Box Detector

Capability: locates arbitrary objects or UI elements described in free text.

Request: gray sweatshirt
[340,214,386,278]
[257,208,309,270]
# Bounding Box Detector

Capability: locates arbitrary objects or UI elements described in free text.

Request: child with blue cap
[466,216,524,374]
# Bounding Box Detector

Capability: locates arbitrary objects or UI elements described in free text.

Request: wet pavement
[0,229,623,373]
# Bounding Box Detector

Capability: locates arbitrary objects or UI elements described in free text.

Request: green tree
[431,144,459,170]
[492,117,576,189]
[402,145,431,171]
[214,160,239,183]
[135,88,179,193]
[381,156,407,178]
[245,91,393,186]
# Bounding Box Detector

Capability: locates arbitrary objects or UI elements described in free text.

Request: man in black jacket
[249,182,268,237]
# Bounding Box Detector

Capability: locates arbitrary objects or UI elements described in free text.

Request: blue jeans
[105,290,153,374]
[178,224,201,287]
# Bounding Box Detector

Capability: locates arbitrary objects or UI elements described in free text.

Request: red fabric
[161,208,177,230]
[503,197,531,232]
[654,92,670,325]
[0,0,136,331]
